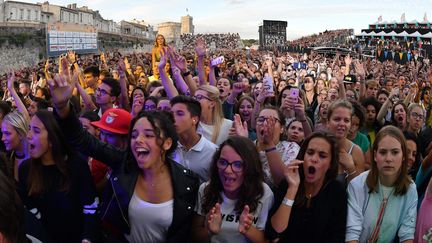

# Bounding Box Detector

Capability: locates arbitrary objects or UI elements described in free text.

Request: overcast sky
[26,0,431,40]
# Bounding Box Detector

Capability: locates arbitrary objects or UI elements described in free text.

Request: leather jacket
[56,106,200,242]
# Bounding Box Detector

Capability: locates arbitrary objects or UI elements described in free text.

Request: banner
[46,22,98,57]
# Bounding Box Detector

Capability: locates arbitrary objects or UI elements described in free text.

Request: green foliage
[242,39,258,47]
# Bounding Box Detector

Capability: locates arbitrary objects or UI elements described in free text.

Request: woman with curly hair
[192,136,274,242]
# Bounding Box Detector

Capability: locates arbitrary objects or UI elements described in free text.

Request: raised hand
[283,160,303,188]
[353,60,365,78]
[256,85,274,104]
[205,203,222,235]
[117,58,126,75]
[124,57,131,70]
[58,54,70,77]
[238,205,253,234]
[195,38,206,57]
[67,50,76,63]
[47,71,78,109]
[232,82,244,96]
[294,97,307,121]
[344,54,352,67]
[168,46,188,72]
[131,95,144,117]
[260,116,276,146]
[6,69,16,92]
[158,47,168,70]
[230,114,248,137]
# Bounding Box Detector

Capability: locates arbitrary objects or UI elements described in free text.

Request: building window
[80,13,82,22]
[60,11,63,21]
[27,9,31,20]
[20,9,24,20]
[35,10,39,21]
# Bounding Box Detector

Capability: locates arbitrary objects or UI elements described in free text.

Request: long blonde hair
[3,111,29,150]
[198,85,224,143]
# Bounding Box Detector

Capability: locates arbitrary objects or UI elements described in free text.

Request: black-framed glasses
[411,112,424,120]
[193,94,212,101]
[96,88,111,96]
[144,104,156,110]
[256,116,281,125]
[217,158,244,173]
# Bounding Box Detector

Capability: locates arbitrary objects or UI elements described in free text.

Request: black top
[265,179,347,243]
[18,157,98,243]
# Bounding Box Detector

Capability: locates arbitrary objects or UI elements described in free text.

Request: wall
[0,25,154,74]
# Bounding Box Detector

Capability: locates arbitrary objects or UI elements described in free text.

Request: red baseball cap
[91,108,132,135]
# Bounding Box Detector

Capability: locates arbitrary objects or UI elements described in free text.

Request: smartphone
[263,76,274,94]
[211,56,224,67]
[290,88,299,99]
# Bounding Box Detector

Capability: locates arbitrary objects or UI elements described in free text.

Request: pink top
[415,183,432,243]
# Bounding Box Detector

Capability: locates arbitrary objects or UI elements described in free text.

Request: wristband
[282,197,294,207]
[264,147,277,153]
[345,169,357,179]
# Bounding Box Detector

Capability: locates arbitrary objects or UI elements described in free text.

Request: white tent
[376,31,386,36]
[422,32,432,38]
[395,31,408,37]
[408,31,422,38]
[387,31,397,36]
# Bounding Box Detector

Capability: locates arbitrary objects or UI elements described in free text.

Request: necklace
[306,193,313,208]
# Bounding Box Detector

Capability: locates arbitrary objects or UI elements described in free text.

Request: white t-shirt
[195,182,274,243]
[125,192,173,243]
[198,118,233,146]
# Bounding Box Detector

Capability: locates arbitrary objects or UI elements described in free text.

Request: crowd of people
[180,33,243,51]
[287,29,354,48]
[0,32,431,243]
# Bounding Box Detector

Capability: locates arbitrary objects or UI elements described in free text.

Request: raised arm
[169,47,194,95]
[158,48,179,99]
[377,88,398,125]
[208,62,217,86]
[48,72,125,168]
[7,69,30,122]
[270,161,301,233]
[74,74,97,112]
[117,59,131,111]
[195,38,207,85]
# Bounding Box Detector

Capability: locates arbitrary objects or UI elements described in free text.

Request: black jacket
[55,105,200,242]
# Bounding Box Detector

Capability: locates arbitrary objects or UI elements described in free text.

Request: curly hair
[201,136,264,214]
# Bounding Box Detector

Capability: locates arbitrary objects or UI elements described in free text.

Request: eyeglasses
[256,116,281,125]
[96,88,111,96]
[144,104,156,110]
[193,94,212,101]
[217,158,244,173]
[411,112,424,120]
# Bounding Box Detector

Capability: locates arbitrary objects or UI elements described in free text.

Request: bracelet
[264,147,277,153]
[282,197,294,207]
[345,169,357,179]
[182,71,191,76]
